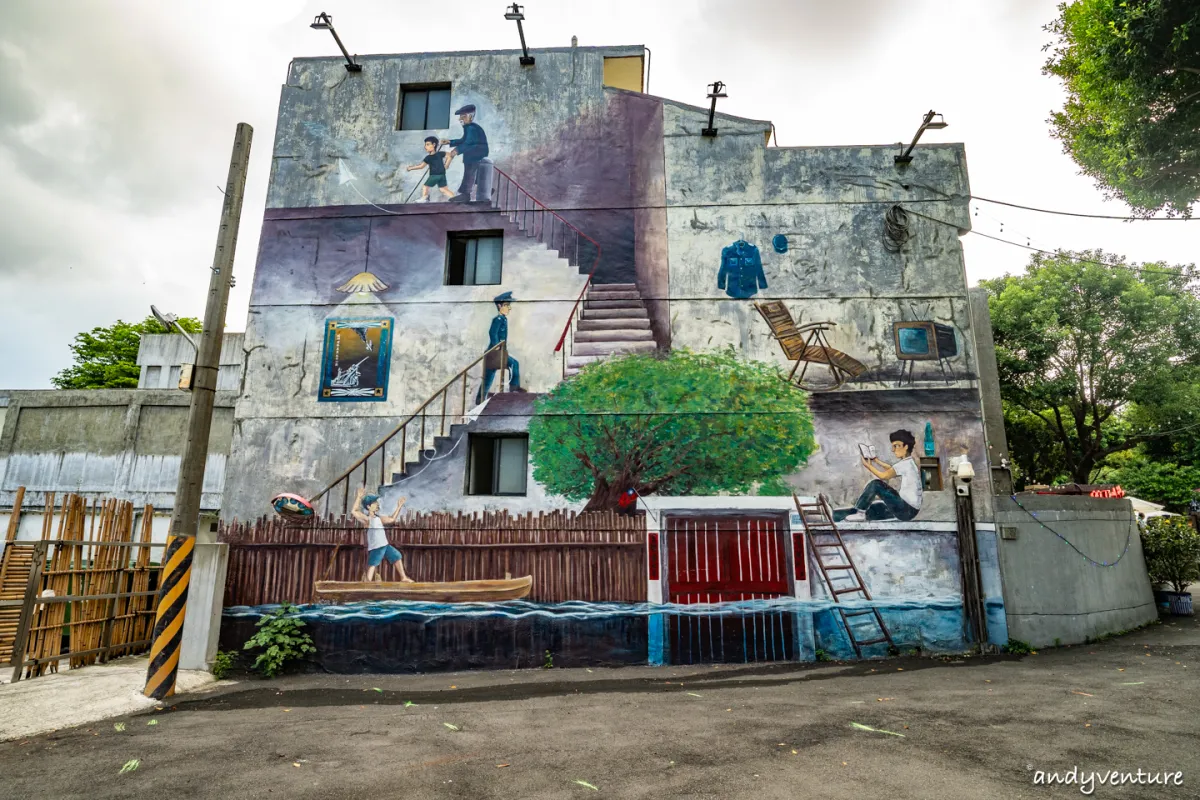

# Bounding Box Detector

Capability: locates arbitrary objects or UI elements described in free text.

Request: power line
[904,208,1195,279]
[971,195,1197,222]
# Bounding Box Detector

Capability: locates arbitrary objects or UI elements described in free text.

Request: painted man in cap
[477,291,524,402]
[441,104,490,203]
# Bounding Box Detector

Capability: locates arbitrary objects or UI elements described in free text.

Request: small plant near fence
[1140,516,1200,593]
[210,651,236,680]
[1002,639,1034,655]
[243,604,316,678]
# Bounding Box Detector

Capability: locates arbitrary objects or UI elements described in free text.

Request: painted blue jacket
[449,122,489,163]
[487,314,508,349]
[717,240,767,299]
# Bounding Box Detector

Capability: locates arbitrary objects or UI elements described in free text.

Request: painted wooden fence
[220,511,648,606]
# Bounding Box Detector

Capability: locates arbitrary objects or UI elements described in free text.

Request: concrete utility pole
[144,123,253,700]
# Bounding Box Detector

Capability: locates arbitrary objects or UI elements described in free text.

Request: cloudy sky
[1,0,1194,388]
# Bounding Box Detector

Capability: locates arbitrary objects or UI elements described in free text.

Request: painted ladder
[792,493,895,659]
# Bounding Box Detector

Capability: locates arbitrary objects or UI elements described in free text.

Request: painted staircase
[566,283,657,377]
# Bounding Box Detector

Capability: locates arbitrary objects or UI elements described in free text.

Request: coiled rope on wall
[882,205,911,252]
[1009,495,1134,568]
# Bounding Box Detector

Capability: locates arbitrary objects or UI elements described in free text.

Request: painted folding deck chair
[754,300,867,390]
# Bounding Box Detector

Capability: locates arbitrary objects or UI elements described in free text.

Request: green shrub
[1141,516,1200,593]
[243,604,316,678]
[210,650,236,680]
[1003,639,1033,655]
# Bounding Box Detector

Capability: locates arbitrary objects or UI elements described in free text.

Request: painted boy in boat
[352,486,413,583]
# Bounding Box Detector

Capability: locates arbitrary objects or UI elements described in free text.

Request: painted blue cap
[455,104,476,115]
[494,291,515,305]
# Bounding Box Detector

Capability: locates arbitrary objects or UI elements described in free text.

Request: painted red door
[664,515,795,663]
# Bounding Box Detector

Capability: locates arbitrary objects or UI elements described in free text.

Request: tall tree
[1043,0,1200,216]
[52,315,202,390]
[983,250,1200,484]
[528,349,816,511]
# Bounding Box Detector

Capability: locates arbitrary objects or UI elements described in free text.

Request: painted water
[224,596,1008,666]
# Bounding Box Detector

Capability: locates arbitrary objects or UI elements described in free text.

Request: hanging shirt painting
[717,239,768,299]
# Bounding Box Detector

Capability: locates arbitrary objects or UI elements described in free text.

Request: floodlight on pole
[151,304,198,352]
[895,110,948,165]
[701,81,727,138]
[310,12,362,72]
[504,4,535,66]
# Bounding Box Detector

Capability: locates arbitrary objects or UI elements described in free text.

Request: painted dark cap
[424,136,439,145]
[494,291,515,305]
[455,104,476,115]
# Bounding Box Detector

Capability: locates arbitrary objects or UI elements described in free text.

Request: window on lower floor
[399,84,452,131]
[446,231,503,285]
[467,435,528,496]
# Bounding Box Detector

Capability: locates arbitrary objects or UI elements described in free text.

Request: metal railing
[489,166,602,378]
[309,342,510,518]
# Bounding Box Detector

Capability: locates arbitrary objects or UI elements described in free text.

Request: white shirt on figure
[892,457,923,510]
[365,516,388,551]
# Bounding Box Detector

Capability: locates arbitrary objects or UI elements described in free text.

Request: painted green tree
[52,315,202,389]
[528,349,816,511]
[1043,0,1200,216]
[983,250,1200,485]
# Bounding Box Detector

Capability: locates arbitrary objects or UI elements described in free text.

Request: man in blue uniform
[441,104,490,203]
[477,291,524,402]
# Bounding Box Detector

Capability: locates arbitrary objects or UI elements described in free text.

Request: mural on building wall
[717,239,767,299]
[223,62,1004,674]
[318,318,393,401]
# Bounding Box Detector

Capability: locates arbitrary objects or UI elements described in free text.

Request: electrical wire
[971,195,1198,222]
[1009,494,1134,568]
[882,205,911,252]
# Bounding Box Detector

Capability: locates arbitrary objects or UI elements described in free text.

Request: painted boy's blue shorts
[367,545,403,567]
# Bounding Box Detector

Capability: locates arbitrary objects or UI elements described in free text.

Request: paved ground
[0,657,216,741]
[1,617,1198,800]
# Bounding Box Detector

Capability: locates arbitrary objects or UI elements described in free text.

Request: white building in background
[136,333,245,391]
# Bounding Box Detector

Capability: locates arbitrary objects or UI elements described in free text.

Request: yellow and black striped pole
[143,534,195,699]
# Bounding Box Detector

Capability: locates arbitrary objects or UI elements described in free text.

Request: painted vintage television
[892,321,957,361]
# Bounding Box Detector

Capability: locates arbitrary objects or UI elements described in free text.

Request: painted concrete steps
[571,340,657,357]
[573,329,654,343]
[577,318,651,331]
[580,307,647,320]
[584,298,645,310]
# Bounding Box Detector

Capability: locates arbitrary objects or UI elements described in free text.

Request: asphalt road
[2,616,1198,800]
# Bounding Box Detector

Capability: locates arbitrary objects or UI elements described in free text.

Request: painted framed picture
[318,318,393,402]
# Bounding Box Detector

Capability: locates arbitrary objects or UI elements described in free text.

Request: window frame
[397,83,453,131]
[465,434,529,497]
[445,230,505,286]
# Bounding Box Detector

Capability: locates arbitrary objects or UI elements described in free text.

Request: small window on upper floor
[399,83,452,131]
[445,231,503,286]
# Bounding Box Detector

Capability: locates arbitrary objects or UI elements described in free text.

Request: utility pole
[144,123,253,700]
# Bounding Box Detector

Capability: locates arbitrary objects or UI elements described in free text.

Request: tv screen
[897,326,931,357]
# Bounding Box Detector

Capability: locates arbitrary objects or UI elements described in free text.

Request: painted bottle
[923,421,935,457]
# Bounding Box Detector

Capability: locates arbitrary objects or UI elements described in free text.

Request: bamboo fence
[3,492,164,679]
[221,510,648,606]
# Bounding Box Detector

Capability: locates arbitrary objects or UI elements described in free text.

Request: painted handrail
[487,167,602,356]
[310,341,507,516]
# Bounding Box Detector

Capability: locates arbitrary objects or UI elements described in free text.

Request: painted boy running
[406,136,455,202]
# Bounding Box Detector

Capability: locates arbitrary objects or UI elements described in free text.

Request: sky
[0,0,1195,388]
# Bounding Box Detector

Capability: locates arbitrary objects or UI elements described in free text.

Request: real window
[467,435,528,496]
[398,84,452,131]
[445,231,503,285]
[143,365,162,388]
[919,457,944,491]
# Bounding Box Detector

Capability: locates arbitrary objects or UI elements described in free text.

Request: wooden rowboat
[313,575,533,604]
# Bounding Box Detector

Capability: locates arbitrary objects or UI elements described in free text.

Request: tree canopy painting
[528,349,816,511]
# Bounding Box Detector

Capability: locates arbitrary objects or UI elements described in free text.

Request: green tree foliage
[1140,515,1200,592]
[1096,451,1200,511]
[51,315,202,389]
[983,251,1200,484]
[528,349,816,511]
[1003,401,1069,489]
[1043,0,1200,216]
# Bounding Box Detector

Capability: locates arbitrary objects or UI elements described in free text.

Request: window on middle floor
[445,231,503,285]
[466,434,529,496]
[398,83,452,131]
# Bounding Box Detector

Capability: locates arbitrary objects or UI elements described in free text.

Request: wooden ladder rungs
[824,564,855,570]
[842,609,877,617]
[833,586,864,596]
[854,637,890,646]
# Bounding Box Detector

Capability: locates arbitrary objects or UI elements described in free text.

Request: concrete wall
[137,333,244,392]
[0,389,236,513]
[994,495,1157,646]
